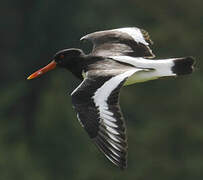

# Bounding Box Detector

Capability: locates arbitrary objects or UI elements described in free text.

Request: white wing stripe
[108,133,121,143]
[100,112,116,122]
[93,70,136,108]
[106,126,120,135]
[93,70,137,135]
[103,118,118,128]
[102,109,114,116]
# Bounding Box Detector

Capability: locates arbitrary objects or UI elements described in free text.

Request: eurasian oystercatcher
[27,27,195,169]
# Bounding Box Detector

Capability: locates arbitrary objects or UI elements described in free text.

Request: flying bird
[27,27,195,169]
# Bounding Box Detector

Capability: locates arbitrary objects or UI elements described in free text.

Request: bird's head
[27,48,84,80]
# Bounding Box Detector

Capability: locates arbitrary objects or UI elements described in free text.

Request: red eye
[60,54,65,59]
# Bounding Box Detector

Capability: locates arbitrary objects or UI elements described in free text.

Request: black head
[27,48,85,80]
[53,48,84,68]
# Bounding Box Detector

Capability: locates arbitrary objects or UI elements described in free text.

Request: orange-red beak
[27,60,57,80]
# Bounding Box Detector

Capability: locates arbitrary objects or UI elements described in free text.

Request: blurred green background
[1,0,203,179]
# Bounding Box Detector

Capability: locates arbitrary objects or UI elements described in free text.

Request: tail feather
[172,57,195,75]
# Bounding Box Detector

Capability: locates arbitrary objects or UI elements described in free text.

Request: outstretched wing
[81,27,155,58]
[71,69,140,169]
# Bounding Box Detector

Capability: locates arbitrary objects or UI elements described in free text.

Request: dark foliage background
[1,0,203,179]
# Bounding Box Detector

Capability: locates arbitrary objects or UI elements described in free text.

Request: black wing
[81,27,155,58]
[71,69,139,169]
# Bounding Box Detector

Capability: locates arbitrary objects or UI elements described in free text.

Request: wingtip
[140,29,154,45]
[118,158,127,170]
[119,164,127,170]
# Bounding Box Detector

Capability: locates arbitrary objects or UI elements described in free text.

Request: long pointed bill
[27,60,57,80]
